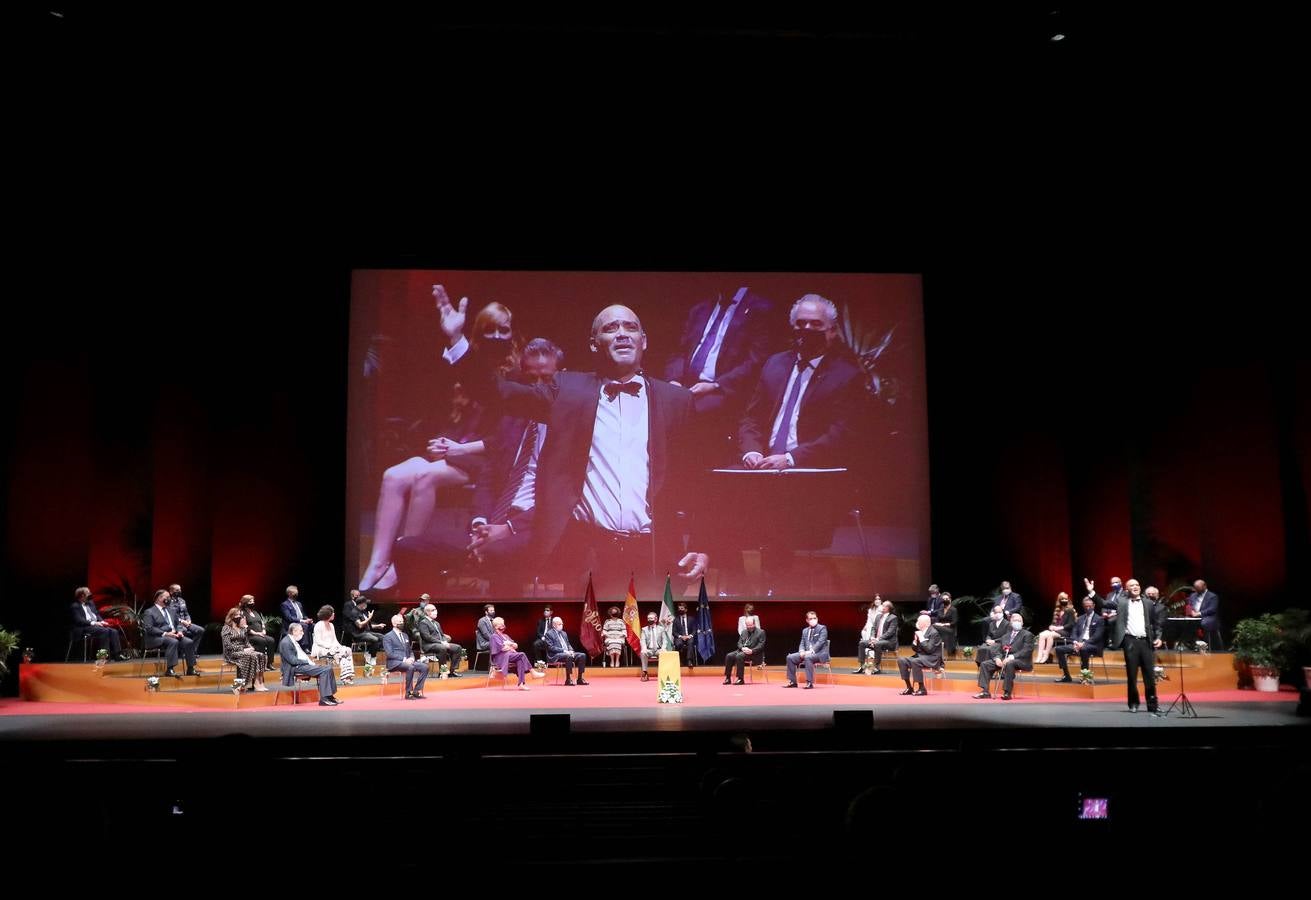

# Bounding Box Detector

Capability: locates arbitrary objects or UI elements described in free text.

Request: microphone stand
[1158,628,1197,718]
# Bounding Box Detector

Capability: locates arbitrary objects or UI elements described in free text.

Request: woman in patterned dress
[602,606,626,667]
[221,608,269,693]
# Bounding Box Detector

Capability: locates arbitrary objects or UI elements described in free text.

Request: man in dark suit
[278,624,341,705]
[998,581,1024,619]
[921,584,944,621]
[166,584,206,662]
[238,594,277,669]
[1111,579,1163,713]
[438,288,708,599]
[1054,595,1107,682]
[141,589,199,677]
[382,614,429,699]
[544,616,589,685]
[416,603,464,677]
[856,599,898,674]
[532,605,554,663]
[739,294,867,472]
[723,616,765,684]
[664,286,777,458]
[975,613,1034,700]
[784,611,830,689]
[670,602,697,668]
[281,585,313,651]
[897,614,943,696]
[1188,579,1223,650]
[70,586,127,660]
[475,604,496,658]
[737,294,869,589]
[975,605,1008,668]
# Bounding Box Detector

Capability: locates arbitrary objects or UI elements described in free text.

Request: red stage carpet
[2,676,1299,717]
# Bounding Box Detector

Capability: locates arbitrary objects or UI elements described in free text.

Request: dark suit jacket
[278,634,321,686]
[544,629,579,657]
[997,629,1035,666]
[1067,612,1106,652]
[382,629,414,669]
[869,612,899,647]
[936,606,959,632]
[796,624,830,660]
[1189,590,1220,630]
[736,628,766,653]
[244,608,268,635]
[738,349,867,467]
[416,617,452,654]
[464,358,696,563]
[663,289,775,399]
[168,596,197,624]
[70,601,106,631]
[470,413,540,535]
[671,614,695,646]
[476,616,495,651]
[1110,597,1161,650]
[141,604,181,648]
[983,617,1008,643]
[342,600,375,638]
[281,598,311,627]
[908,626,943,668]
[1000,593,1024,617]
[534,616,554,641]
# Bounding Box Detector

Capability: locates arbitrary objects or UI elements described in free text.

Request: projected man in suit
[736,293,868,589]
[664,286,777,450]
[437,286,708,598]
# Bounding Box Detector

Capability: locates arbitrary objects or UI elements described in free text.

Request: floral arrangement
[1153,665,1169,681]
[1078,668,1094,684]
[534,659,547,672]
[439,661,451,678]
[145,676,160,692]
[658,676,684,704]
[232,677,246,693]
[362,662,376,678]
[962,646,975,660]
[96,648,110,660]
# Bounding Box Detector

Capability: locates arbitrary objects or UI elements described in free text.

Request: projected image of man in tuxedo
[439,287,708,599]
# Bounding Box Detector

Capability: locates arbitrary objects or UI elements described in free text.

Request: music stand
[1157,619,1199,718]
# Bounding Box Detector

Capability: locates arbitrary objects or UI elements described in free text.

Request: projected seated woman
[358,298,518,591]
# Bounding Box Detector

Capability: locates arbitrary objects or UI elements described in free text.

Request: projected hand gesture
[433,284,468,344]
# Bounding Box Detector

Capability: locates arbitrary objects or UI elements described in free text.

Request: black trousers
[979,657,1031,693]
[674,637,697,666]
[247,632,277,668]
[723,650,758,680]
[1055,642,1096,678]
[1121,634,1158,710]
[859,638,896,667]
[549,651,587,678]
[149,635,198,670]
[348,631,383,656]
[897,655,933,687]
[77,625,123,657]
[423,641,464,669]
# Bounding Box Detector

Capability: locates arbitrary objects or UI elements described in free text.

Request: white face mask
[1001,589,1011,596]
[991,613,1002,621]
[1011,620,1024,630]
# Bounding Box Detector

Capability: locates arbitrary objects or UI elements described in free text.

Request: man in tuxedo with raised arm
[437,286,708,600]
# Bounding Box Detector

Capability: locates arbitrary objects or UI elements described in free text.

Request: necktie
[490,421,540,524]
[687,299,729,379]
[603,381,642,401]
[770,359,811,456]
[805,627,812,650]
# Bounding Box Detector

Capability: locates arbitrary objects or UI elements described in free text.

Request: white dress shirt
[766,354,825,465]
[575,375,651,533]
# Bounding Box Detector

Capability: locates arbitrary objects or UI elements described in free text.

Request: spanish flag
[623,575,642,654]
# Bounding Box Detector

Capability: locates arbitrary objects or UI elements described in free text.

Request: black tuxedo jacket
[466,358,696,563]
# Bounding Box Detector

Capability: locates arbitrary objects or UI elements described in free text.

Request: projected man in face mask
[436,286,707,597]
[739,294,867,471]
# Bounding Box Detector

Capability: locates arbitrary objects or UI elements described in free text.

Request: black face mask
[480,336,513,357]
[795,330,827,359]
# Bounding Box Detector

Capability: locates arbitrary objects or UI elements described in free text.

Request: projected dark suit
[664,288,776,417]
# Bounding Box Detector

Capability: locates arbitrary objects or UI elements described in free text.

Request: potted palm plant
[0,626,20,680]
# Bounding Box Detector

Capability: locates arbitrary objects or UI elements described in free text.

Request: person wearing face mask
[997,581,1023,619]
[974,614,1034,700]
[357,299,515,593]
[237,594,277,669]
[638,612,666,682]
[1054,595,1106,682]
[440,289,709,602]
[855,598,898,674]
[897,614,943,696]
[975,605,1008,669]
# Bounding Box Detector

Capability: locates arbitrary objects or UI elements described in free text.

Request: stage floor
[2,674,1303,742]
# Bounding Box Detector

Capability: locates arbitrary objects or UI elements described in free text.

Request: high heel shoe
[360,562,397,592]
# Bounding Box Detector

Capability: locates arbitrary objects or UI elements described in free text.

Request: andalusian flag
[659,574,677,649]
[580,573,604,660]
[622,575,642,654]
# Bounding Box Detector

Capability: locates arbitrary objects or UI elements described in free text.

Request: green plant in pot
[0,626,20,678]
[1232,613,1291,691]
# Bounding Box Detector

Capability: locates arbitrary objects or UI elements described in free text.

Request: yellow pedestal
[656,650,682,696]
